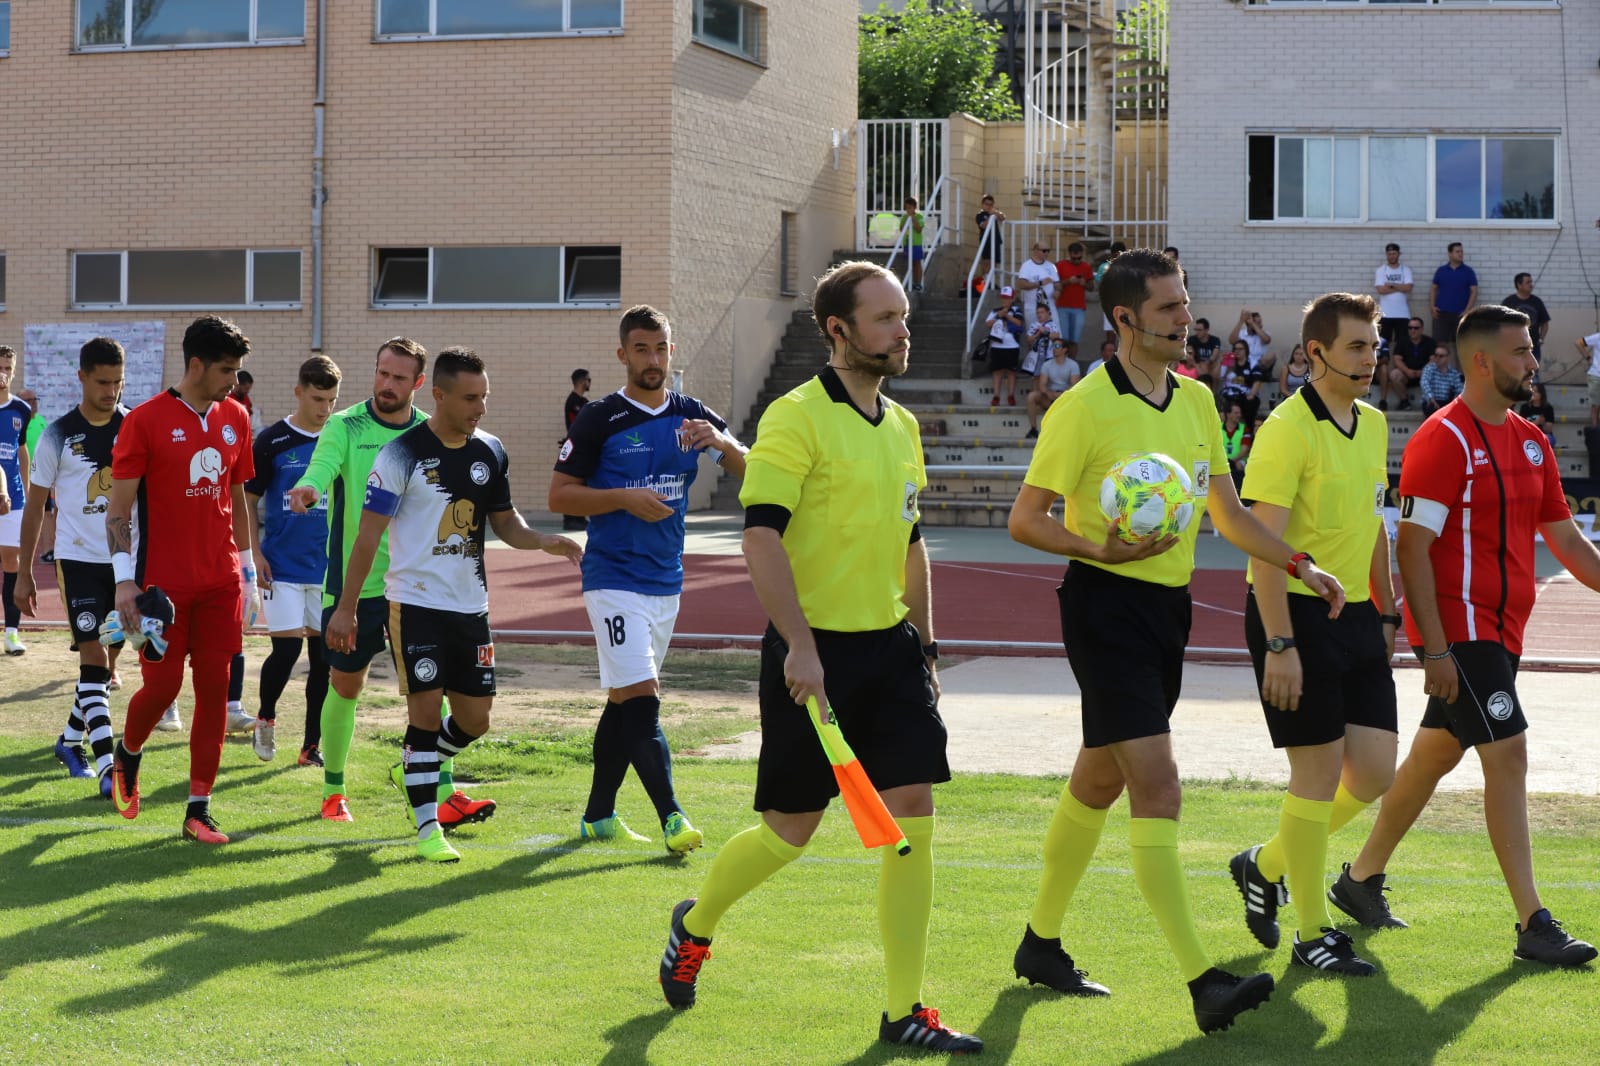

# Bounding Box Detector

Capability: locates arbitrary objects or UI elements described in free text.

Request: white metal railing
[882,174,957,294]
[856,118,951,250]
[962,219,1002,377]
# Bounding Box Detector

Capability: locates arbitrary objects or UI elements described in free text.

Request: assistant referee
[656,261,981,1054]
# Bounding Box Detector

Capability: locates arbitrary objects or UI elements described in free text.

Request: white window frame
[75,0,306,52]
[0,1,11,57]
[692,0,765,65]
[370,245,621,310]
[1247,132,1559,227]
[71,249,304,310]
[374,0,624,42]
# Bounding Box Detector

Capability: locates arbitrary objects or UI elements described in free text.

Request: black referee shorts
[1419,640,1526,749]
[753,621,951,814]
[1059,561,1191,748]
[1244,592,1397,748]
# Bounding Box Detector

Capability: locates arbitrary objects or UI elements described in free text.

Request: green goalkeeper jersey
[293,398,426,605]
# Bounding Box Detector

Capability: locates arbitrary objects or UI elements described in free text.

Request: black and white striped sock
[78,665,115,775]
[402,725,440,840]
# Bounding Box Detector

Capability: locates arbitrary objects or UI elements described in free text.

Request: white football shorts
[582,588,680,690]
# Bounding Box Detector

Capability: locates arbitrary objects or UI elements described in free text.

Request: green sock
[880,815,935,1020]
[682,821,802,940]
[1270,793,1335,938]
[1029,786,1109,939]
[437,757,455,802]
[320,690,359,799]
[1328,782,1372,836]
[1129,817,1212,982]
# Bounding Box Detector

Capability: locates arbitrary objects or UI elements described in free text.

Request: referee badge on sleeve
[902,482,918,522]
[1374,482,1387,516]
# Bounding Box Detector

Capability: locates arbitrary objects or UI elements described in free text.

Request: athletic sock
[584,700,630,823]
[303,638,328,750]
[185,796,210,821]
[402,724,441,839]
[227,652,245,705]
[78,665,115,775]
[621,695,680,824]
[437,700,455,800]
[880,815,935,1020]
[1327,781,1373,836]
[188,653,229,797]
[1268,793,1335,938]
[63,686,87,743]
[320,689,358,798]
[436,715,480,761]
[1030,787,1109,939]
[257,636,302,723]
[681,821,803,940]
[1129,817,1212,983]
[2,571,17,629]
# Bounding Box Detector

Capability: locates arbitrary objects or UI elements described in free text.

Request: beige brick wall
[0,1,858,514]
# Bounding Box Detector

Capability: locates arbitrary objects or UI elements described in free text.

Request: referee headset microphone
[1307,339,1369,385]
[832,323,894,364]
[1115,313,1168,395]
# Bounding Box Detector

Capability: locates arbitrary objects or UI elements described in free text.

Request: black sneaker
[1188,968,1274,1035]
[1514,909,1599,968]
[1229,845,1287,949]
[1291,927,1377,976]
[880,1004,983,1054]
[1328,863,1408,930]
[1013,926,1110,996]
[659,898,712,1008]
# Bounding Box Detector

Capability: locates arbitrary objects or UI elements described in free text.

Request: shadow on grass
[597,1009,680,1066]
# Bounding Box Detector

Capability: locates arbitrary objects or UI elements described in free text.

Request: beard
[1492,364,1533,403]
[632,367,667,391]
[373,390,408,414]
[841,335,908,379]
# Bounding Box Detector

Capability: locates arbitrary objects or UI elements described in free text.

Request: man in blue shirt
[0,345,33,656]
[1430,242,1478,346]
[244,356,342,764]
[550,305,746,854]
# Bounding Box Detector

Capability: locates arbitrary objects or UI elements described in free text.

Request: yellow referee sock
[1129,817,1212,982]
[1029,786,1108,939]
[681,820,802,940]
[880,815,935,1020]
[1327,782,1372,836]
[1268,793,1335,938]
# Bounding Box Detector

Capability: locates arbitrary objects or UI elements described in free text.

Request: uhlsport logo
[187,447,224,497]
[1486,691,1514,721]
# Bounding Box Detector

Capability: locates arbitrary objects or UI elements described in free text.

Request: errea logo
[171,428,187,443]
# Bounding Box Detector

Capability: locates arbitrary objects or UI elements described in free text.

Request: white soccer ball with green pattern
[1099,452,1195,544]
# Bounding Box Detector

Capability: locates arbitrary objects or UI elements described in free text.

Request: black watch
[922,641,940,661]
[1265,636,1297,654]
[1379,613,1402,628]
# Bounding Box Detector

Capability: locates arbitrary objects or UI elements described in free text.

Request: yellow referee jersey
[740,368,926,632]
[1026,358,1225,588]
[1241,385,1387,601]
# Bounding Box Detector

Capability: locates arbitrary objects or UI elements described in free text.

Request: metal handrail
[883,174,953,294]
[962,220,1002,379]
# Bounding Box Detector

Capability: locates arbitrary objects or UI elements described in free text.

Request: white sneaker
[157,704,183,731]
[108,670,123,691]
[252,718,277,762]
[2,630,25,656]
[226,706,256,736]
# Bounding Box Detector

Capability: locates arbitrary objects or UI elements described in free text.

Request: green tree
[859,1,1021,121]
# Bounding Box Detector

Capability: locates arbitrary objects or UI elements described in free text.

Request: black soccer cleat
[1291,927,1377,976]
[879,1004,984,1054]
[1188,967,1274,1035]
[1013,925,1110,996]
[1514,910,1599,968]
[1230,845,1288,950]
[1328,863,1409,930]
[659,898,712,1009]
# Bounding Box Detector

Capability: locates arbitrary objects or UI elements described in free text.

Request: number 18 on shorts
[582,589,680,691]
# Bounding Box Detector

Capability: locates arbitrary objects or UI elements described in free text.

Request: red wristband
[1286,551,1314,580]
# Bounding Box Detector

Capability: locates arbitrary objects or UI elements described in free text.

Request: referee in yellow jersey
[656,261,981,1054]
[1007,249,1346,1034]
[1227,292,1398,977]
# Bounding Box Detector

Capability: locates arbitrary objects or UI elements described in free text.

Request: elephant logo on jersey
[434,498,480,557]
[186,447,225,497]
[1486,691,1514,721]
[84,467,114,515]
[1523,440,1544,466]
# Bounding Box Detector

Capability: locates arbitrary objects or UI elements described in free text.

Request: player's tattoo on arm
[107,515,133,558]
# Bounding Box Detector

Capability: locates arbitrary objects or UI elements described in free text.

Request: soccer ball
[1099,452,1195,543]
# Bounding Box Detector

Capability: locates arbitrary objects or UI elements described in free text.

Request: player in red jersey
[1333,305,1600,967]
[105,316,259,845]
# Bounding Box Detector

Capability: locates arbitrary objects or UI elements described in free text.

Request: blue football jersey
[244,418,329,584]
[0,397,30,500]
[553,391,729,596]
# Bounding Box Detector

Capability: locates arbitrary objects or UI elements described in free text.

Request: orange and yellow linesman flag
[806,697,911,856]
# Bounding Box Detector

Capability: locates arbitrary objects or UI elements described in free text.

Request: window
[0,253,7,310]
[779,212,798,296]
[694,0,763,63]
[72,250,302,308]
[1247,134,1556,224]
[0,3,10,55]
[377,0,622,39]
[372,246,620,308]
[1250,1,1556,7]
[77,0,304,49]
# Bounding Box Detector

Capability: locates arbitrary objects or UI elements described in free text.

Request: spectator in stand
[1219,340,1262,427]
[902,196,925,293]
[1220,399,1250,490]
[986,287,1025,408]
[1094,242,1127,345]
[561,368,592,532]
[1026,340,1080,439]
[1430,242,1478,346]
[1277,343,1311,401]
[1018,240,1060,339]
[974,195,1006,294]
[1054,242,1094,357]
[1519,382,1557,449]
[1503,274,1550,365]
[1578,329,1600,427]
[1187,318,1224,391]
[1229,309,1276,375]
[1023,303,1059,377]
[1419,344,1464,416]
[1382,318,1433,411]
[1374,243,1415,353]
[1173,350,1200,381]
[1163,246,1189,288]
[1084,340,1114,377]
